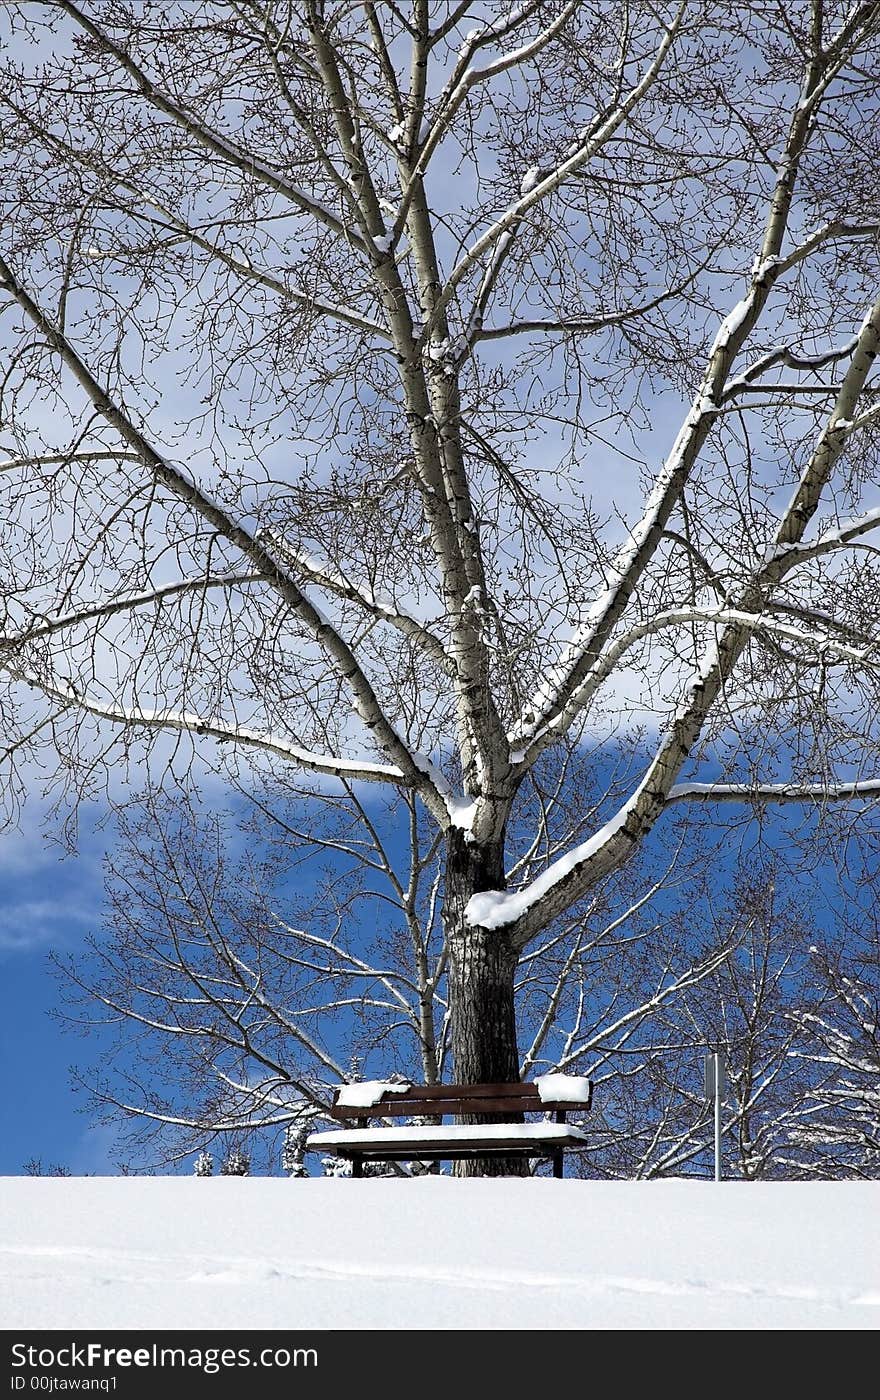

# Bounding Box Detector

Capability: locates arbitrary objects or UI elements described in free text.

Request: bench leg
[351,1156,363,1179]
[553,1151,563,1180]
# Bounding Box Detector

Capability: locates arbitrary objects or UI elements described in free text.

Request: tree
[680,874,819,1181]
[22,1158,72,1177]
[787,925,880,1178]
[585,869,824,1180]
[282,1116,315,1178]
[220,1145,251,1176]
[57,775,721,1165]
[2,2,880,1173]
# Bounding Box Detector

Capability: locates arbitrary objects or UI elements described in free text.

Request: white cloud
[0,895,97,953]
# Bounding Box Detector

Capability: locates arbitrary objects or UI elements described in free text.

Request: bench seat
[308,1121,589,1155]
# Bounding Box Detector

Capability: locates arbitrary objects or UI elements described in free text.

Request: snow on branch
[768,297,880,560]
[510,242,880,767]
[489,295,880,946]
[770,504,880,567]
[506,295,880,933]
[773,219,879,278]
[26,677,406,786]
[721,333,862,403]
[507,391,719,757]
[508,285,775,757]
[667,778,880,806]
[498,22,880,774]
[466,774,650,934]
[508,605,880,769]
[472,270,707,344]
[552,938,737,1075]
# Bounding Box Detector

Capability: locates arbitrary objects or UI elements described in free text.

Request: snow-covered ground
[1,1178,877,1330]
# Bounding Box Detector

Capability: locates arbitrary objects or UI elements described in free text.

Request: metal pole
[714,1051,722,1182]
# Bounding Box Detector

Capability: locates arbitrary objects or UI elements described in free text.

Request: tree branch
[0,251,450,822]
[58,0,366,248]
[667,778,880,806]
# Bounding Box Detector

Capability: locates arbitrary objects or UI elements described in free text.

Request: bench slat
[388,1081,537,1097]
[336,1100,530,1119]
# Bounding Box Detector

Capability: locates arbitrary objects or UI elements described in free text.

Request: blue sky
[0,808,118,1174]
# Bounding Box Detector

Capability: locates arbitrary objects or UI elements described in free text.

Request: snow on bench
[306,1079,593,1178]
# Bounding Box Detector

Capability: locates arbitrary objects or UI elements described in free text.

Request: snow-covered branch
[667,778,880,806]
[509,605,880,768]
[770,504,880,567]
[27,677,405,786]
[555,939,735,1074]
[508,24,878,768]
[487,293,880,945]
[720,331,862,403]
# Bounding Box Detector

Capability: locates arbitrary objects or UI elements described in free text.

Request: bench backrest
[331,1080,592,1121]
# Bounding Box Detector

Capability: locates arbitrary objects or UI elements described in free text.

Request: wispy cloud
[0,789,113,955]
[68,1123,122,1176]
[0,895,97,953]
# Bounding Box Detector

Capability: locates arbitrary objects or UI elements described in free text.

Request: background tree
[2,2,880,1173]
[787,922,880,1178]
[219,1144,251,1176]
[57,783,877,1177]
[578,869,824,1180]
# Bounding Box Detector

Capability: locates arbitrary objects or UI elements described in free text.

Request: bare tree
[787,926,880,1178]
[57,768,716,1166]
[693,875,817,1181]
[557,859,880,1182]
[552,865,866,1181]
[56,782,449,1157]
[637,871,823,1181]
[56,780,876,1178]
[2,2,880,1172]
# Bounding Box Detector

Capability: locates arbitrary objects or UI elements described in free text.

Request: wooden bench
[306,1079,592,1178]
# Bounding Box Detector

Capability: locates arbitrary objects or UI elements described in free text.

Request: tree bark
[444,828,527,1177]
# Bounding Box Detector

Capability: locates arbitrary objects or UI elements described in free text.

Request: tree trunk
[444,828,527,1177]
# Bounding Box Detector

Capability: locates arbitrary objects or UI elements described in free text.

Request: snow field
[1,1178,877,1331]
